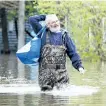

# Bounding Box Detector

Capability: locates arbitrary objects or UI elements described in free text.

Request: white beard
[49,26,60,33]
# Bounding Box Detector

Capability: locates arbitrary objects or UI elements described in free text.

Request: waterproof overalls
[39,31,69,91]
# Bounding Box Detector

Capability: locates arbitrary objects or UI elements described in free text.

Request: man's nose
[54,24,58,27]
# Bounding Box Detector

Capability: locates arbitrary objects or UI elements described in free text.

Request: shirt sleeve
[28,15,46,34]
[64,32,84,70]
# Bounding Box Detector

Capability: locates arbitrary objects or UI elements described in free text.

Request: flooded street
[0,53,106,106]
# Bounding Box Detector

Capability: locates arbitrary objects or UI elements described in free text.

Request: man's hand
[79,67,86,74]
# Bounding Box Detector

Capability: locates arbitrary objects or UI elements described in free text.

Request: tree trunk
[102,17,106,43]
[1,8,10,54]
[14,17,18,39]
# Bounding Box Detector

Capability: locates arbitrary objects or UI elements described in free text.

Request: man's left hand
[79,67,86,74]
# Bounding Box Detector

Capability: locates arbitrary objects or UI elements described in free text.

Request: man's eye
[52,22,55,24]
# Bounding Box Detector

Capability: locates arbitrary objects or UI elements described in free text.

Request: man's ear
[46,24,49,28]
[46,23,50,28]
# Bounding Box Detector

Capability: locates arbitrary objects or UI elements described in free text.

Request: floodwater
[0,53,106,106]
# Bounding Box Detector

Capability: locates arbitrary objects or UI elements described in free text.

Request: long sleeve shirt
[29,15,83,70]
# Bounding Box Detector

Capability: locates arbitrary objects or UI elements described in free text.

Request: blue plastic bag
[16,27,46,64]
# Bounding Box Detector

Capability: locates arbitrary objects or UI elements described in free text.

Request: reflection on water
[0,93,69,106]
[37,94,69,106]
[0,54,106,106]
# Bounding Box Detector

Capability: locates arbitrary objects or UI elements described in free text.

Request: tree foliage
[8,0,106,61]
[32,0,106,61]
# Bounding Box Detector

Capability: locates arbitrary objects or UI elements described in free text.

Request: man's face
[47,19,60,32]
[48,19,60,28]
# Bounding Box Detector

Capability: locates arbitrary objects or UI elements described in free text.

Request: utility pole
[17,0,25,79]
[18,0,25,50]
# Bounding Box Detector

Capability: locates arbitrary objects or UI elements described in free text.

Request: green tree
[32,0,106,61]
[23,0,106,61]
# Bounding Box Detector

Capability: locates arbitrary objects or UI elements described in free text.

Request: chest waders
[39,31,69,91]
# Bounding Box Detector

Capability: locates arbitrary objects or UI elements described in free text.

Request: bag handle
[37,26,46,38]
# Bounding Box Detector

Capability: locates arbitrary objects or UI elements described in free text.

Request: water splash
[45,85,99,96]
[0,84,99,96]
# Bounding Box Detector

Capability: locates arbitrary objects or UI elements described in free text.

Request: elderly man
[29,14,85,91]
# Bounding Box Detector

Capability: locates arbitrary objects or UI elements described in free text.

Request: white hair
[45,14,58,25]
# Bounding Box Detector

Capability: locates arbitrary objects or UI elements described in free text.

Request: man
[29,14,85,91]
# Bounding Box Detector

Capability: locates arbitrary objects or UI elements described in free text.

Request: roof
[0,1,19,10]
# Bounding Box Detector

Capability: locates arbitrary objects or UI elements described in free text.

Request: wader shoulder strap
[61,29,67,45]
[46,30,51,44]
